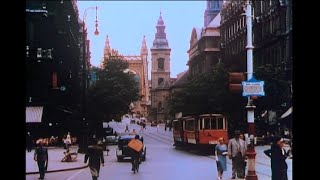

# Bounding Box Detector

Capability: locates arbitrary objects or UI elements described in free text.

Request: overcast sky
[77,1,206,78]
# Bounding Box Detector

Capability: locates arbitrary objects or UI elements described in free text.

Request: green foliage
[86,51,140,127]
[254,64,291,114]
[168,62,247,132]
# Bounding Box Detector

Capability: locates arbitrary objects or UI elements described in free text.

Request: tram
[173,114,228,149]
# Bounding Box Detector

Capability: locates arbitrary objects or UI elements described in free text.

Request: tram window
[217,117,224,129]
[186,120,194,131]
[200,118,203,130]
[204,118,210,129]
[211,118,217,129]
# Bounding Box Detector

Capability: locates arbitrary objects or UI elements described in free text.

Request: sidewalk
[26,146,88,174]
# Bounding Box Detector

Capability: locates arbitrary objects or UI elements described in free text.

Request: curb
[26,164,88,175]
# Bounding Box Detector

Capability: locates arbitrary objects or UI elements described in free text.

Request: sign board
[242,76,265,97]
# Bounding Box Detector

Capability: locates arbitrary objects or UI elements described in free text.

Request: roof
[171,70,190,88]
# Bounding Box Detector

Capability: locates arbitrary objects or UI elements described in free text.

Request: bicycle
[132,157,140,173]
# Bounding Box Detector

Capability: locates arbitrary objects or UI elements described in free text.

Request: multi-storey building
[103,35,151,118]
[150,12,173,122]
[26,0,84,138]
[220,0,293,132]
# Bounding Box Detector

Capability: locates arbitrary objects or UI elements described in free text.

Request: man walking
[228,130,247,179]
[85,139,105,180]
[34,139,48,180]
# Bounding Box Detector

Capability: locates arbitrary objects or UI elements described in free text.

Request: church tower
[204,0,223,27]
[150,11,171,122]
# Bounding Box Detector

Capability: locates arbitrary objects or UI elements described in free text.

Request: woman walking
[215,137,228,180]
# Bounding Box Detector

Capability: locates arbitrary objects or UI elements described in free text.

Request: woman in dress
[215,137,228,180]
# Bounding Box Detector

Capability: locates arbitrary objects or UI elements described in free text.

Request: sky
[77,1,206,78]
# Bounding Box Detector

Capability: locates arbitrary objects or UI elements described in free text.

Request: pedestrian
[215,137,228,180]
[228,130,247,179]
[264,136,289,180]
[165,121,167,131]
[84,139,105,180]
[125,124,129,132]
[239,133,248,177]
[34,139,48,180]
[129,135,143,172]
[156,124,159,131]
[26,132,33,152]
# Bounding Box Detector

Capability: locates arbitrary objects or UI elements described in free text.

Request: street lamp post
[244,1,258,180]
[78,6,99,153]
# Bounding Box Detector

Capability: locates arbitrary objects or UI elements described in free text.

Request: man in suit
[228,130,247,179]
[34,139,48,180]
[84,139,105,180]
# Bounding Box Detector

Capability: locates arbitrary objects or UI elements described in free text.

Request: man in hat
[34,139,48,180]
[84,139,105,180]
[228,130,247,179]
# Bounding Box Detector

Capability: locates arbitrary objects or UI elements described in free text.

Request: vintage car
[105,135,118,145]
[116,134,146,162]
[150,121,158,127]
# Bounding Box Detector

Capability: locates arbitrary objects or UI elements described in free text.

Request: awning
[280,107,292,119]
[26,106,43,123]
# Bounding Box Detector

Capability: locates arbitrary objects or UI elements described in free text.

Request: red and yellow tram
[173,114,228,149]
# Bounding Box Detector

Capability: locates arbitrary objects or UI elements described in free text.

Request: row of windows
[184,117,226,131]
[223,16,246,41]
[255,43,285,67]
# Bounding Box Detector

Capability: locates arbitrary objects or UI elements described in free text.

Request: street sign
[242,76,265,97]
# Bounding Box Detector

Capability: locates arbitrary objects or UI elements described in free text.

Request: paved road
[26,121,292,180]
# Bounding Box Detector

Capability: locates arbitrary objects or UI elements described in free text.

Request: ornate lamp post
[244,0,258,180]
[78,6,99,153]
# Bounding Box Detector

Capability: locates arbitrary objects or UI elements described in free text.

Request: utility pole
[244,0,258,180]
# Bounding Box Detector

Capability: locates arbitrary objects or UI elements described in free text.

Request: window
[217,117,224,129]
[157,101,162,111]
[52,72,58,89]
[210,118,217,129]
[186,120,195,131]
[157,58,164,70]
[158,78,164,85]
[204,118,210,129]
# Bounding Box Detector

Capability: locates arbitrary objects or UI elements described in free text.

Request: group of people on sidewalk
[214,130,290,180]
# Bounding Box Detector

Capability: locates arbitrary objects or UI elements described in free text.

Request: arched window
[158,78,164,85]
[133,74,141,93]
[157,101,162,111]
[157,58,164,70]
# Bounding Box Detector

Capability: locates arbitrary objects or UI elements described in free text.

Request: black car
[116,134,146,162]
[150,121,158,127]
[104,127,114,136]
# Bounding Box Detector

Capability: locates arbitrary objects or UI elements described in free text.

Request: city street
[26,122,292,180]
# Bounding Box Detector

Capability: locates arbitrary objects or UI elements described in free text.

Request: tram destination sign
[242,76,265,97]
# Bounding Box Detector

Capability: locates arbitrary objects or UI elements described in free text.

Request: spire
[141,35,148,55]
[104,35,111,58]
[152,11,169,49]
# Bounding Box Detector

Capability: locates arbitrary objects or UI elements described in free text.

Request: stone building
[150,12,173,122]
[103,35,151,118]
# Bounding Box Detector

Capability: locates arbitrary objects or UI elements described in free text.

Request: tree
[86,49,140,136]
[254,64,291,115]
[168,63,246,131]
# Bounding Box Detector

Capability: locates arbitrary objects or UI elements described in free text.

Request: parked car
[104,127,114,136]
[116,134,146,162]
[151,121,158,127]
[105,135,118,145]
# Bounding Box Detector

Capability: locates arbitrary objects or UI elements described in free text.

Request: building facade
[26,0,83,138]
[103,36,151,118]
[150,12,172,122]
[220,0,293,132]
